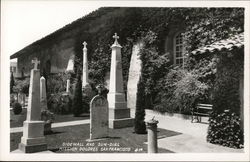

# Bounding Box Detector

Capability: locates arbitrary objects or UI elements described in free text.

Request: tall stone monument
[108,33,134,129]
[19,58,47,153]
[90,84,109,140]
[82,41,92,96]
[82,41,89,87]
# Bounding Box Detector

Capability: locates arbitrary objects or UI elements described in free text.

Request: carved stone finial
[112,33,120,45]
[96,84,105,96]
[31,57,40,70]
[83,41,87,50]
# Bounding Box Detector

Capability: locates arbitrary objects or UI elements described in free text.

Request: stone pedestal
[18,66,47,153]
[108,33,134,129]
[19,121,47,153]
[146,118,159,153]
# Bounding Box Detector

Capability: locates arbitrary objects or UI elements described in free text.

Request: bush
[72,71,83,117]
[173,71,209,113]
[134,76,147,134]
[13,78,30,95]
[10,72,15,94]
[47,72,71,95]
[13,102,22,115]
[10,94,17,106]
[212,52,243,114]
[47,93,73,115]
[154,67,209,114]
[207,110,243,149]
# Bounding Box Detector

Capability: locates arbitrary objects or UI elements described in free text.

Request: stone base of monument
[18,121,47,153]
[109,118,134,129]
[109,107,134,129]
[18,143,47,153]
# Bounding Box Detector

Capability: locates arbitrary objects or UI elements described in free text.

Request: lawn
[10,109,90,128]
[10,124,181,153]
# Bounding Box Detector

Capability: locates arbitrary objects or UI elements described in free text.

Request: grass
[10,109,89,128]
[10,124,181,153]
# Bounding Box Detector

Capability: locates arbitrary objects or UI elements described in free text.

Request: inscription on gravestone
[90,87,109,140]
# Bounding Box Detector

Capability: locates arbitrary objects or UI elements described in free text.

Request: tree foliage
[13,78,30,95]
[207,111,243,148]
[134,76,147,134]
[10,72,15,94]
[184,8,244,52]
[72,71,83,117]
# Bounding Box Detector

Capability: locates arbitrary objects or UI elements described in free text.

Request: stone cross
[113,33,119,45]
[32,58,40,70]
[83,41,87,50]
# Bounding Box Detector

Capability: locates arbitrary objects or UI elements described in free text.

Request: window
[174,32,185,67]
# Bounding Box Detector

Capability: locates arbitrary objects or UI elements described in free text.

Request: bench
[191,104,213,123]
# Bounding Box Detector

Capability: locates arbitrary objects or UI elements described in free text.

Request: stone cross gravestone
[19,58,47,153]
[90,84,109,140]
[82,41,89,87]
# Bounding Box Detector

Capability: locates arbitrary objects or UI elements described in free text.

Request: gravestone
[40,76,47,111]
[40,76,53,134]
[127,41,144,117]
[66,79,70,93]
[19,58,47,153]
[107,33,134,129]
[90,84,109,140]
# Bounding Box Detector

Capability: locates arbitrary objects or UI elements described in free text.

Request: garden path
[145,110,244,153]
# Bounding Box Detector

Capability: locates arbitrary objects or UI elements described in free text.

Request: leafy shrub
[13,78,30,95]
[212,51,243,114]
[72,72,83,117]
[47,93,73,115]
[47,72,71,95]
[134,76,147,134]
[13,102,22,115]
[154,67,209,114]
[10,72,15,94]
[10,94,17,106]
[173,71,209,113]
[207,110,243,149]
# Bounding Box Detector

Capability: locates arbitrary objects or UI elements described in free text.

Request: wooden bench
[191,104,213,123]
